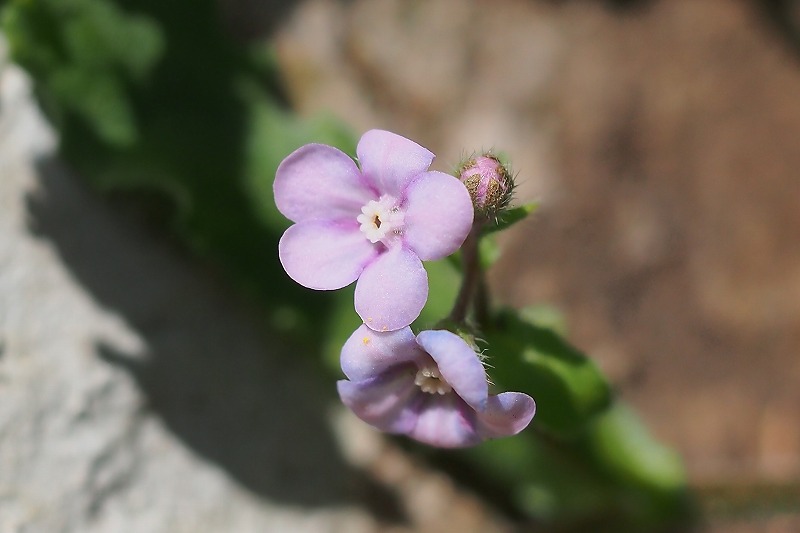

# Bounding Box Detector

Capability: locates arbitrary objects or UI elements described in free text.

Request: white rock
[0,35,378,533]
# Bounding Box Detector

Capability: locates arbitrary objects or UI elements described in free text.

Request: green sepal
[483,202,538,235]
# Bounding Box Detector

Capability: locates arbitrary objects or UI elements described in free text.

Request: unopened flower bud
[457,154,514,219]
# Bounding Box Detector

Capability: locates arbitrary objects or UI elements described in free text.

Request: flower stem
[474,271,490,329]
[449,221,483,324]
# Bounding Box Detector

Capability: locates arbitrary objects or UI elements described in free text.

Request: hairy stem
[449,221,483,324]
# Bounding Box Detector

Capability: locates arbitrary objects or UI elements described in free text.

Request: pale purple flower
[337,324,536,448]
[275,130,474,332]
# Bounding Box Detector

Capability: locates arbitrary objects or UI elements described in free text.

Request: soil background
[271,0,800,529]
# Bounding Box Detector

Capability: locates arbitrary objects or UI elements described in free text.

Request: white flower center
[414,365,452,395]
[357,195,404,244]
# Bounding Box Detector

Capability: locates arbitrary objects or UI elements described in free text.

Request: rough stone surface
[0,36,508,533]
[0,37,363,533]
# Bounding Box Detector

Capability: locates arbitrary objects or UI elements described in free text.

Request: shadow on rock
[25,155,405,522]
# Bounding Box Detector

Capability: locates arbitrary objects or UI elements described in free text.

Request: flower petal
[415,330,488,411]
[279,221,379,290]
[408,395,481,448]
[337,365,422,434]
[476,392,536,439]
[403,171,474,261]
[274,144,375,223]
[357,130,434,198]
[340,324,426,382]
[355,246,428,331]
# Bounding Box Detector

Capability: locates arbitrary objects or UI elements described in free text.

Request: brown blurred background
[272,0,800,528]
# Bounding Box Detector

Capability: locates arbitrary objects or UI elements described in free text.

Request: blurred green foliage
[457,308,691,532]
[1,1,694,530]
[486,308,612,436]
[2,0,353,346]
[3,0,163,145]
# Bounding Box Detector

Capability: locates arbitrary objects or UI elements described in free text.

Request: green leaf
[447,404,692,530]
[322,257,461,372]
[483,202,538,234]
[49,68,137,145]
[243,88,356,232]
[478,234,500,269]
[3,0,164,146]
[484,307,612,436]
[321,285,361,372]
[585,404,686,494]
[414,258,461,329]
[517,305,568,336]
[449,433,619,527]
[445,234,501,273]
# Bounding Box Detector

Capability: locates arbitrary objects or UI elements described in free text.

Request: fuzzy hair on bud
[456,153,514,220]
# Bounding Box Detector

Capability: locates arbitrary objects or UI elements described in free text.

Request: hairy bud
[457,154,514,219]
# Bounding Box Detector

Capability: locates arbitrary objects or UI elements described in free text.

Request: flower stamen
[414,365,452,395]
[357,195,404,244]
